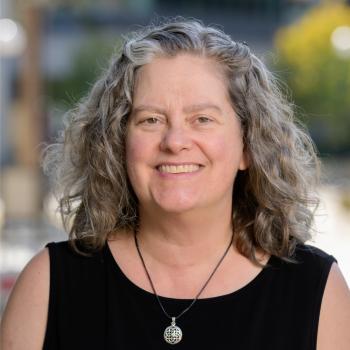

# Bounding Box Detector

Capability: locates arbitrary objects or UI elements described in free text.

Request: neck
[136,205,235,269]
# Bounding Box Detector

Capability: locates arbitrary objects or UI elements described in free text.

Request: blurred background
[1,0,349,314]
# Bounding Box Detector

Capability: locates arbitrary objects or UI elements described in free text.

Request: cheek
[125,138,145,199]
[125,133,157,186]
[126,133,150,164]
[207,133,244,165]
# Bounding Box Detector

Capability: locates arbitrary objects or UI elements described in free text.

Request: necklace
[134,228,234,345]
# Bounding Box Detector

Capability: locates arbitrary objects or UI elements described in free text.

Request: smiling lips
[157,164,202,174]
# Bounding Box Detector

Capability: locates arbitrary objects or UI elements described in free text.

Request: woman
[1,18,349,349]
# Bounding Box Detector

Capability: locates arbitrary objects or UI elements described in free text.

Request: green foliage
[274,1,350,154]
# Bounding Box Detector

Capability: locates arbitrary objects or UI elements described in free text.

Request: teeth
[158,164,200,174]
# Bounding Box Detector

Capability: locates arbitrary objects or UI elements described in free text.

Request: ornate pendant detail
[164,317,183,345]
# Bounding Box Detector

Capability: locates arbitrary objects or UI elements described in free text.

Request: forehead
[132,54,230,106]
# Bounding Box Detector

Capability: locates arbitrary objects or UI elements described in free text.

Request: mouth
[156,164,203,174]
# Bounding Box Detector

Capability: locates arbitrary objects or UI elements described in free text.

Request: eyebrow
[131,103,223,115]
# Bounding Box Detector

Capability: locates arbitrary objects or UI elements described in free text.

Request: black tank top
[43,240,336,350]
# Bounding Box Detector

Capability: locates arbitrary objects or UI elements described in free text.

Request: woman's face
[126,53,248,215]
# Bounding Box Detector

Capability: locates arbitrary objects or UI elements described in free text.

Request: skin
[125,53,248,269]
[126,54,248,216]
[0,248,49,349]
[1,53,349,349]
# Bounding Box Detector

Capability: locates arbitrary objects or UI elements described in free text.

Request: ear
[238,150,249,171]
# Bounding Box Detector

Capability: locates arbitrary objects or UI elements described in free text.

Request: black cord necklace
[133,228,234,345]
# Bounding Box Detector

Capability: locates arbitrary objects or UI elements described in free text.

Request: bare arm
[0,248,50,350]
[317,262,350,350]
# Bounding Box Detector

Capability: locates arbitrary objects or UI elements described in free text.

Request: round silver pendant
[164,317,182,345]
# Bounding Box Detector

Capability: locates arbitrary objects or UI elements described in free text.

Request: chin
[154,198,200,214]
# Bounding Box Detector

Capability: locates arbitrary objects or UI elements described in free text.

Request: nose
[159,124,193,153]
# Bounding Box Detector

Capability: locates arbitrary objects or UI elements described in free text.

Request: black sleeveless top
[43,240,336,350]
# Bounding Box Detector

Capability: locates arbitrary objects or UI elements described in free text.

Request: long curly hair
[41,17,320,262]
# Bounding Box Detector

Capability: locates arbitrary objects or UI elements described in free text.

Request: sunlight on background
[331,25,350,58]
[313,186,350,282]
[0,18,26,57]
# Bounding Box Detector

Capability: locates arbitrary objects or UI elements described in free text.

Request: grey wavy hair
[42,17,320,262]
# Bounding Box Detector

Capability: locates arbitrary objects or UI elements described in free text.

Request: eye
[140,116,161,125]
[196,115,213,124]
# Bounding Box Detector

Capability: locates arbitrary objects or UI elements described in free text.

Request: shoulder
[0,240,108,350]
[45,239,106,267]
[270,244,337,284]
[292,243,336,264]
[45,240,106,292]
[293,244,338,289]
[268,244,349,348]
[288,244,350,349]
[0,247,50,349]
[45,239,80,263]
[45,239,88,256]
[317,260,350,349]
[267,244,336,316]
[276,243,337,281]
